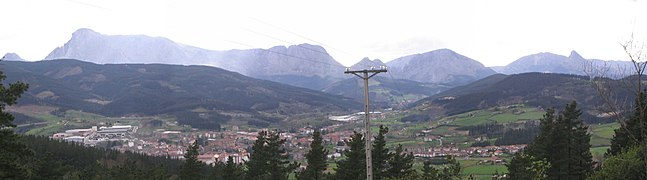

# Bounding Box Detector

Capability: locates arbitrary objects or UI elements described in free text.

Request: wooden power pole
[344,66,387,180]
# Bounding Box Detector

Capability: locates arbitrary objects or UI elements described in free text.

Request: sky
[1,0,646,67]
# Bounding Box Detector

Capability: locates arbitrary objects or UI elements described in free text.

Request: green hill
[1,59,361,127]
[413,73,631,124]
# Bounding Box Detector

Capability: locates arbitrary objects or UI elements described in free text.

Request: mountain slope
[45,28,345,90]
[385,49,496,85]
[1,59,360,118]
[322,76,452,107]
[413,73,630,123]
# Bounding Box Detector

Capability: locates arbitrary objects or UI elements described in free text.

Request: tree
[335,131,366,180]
[608,91,647,156]
[507,152,550,180]
[246,130,298,180]
[587,35,647,176]
[441,155,462,179]
[590,146,646,179]
[180,140,204,180]
[421,159,439,180]
[0,61,30,179]
[386,144,414,179]
[372,125,391,179]
[298,130,328,180]
[222,156,243,180]
[509,101,592,179]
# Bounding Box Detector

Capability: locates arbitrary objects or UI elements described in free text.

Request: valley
[9,102,619,179]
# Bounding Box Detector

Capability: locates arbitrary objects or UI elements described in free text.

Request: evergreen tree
[442,155,462,179]
[246,130,298,180]
[525,108,556,160]
[180,140,203,180]
[421,160,439,180]
[509,101,592,179]
[386,144,414,179]
[222,156,242,180]
[246,131,269,179]
[372,125,390,179]
[0,62,30,179]
[298,130,328,180]
[507,152,549,180]
[565,102,593,179]
[335,131,366,180]
[608,91,647,156]
[30,152,66,180]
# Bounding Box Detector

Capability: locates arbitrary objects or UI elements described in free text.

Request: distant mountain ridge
[2,52,24,61]
[494,50,632,76]
[350,49,497,85]
[45,28,345,89]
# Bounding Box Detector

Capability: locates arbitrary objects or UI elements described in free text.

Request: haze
[1,0,646,66]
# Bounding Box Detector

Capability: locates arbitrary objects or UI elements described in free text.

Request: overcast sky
[1,0,646,67]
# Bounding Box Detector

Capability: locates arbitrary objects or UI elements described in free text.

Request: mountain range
[42,29,635,88]
[492,50,632,77]
[1,59,360,126]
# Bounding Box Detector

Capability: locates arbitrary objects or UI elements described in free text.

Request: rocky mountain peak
[569,50,584,60]
[1,52,24,61]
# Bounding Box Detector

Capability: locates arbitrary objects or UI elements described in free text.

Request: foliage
[590,146,646,180]
[246,130,298,180]
[222,156,244,180]
[421,160,440,180]
[456,123,504,137]
[180,139,204,180]
[510,101,593,179]
[494,123,539,146]
[0,63,31,179]
[608,91,647,156]
[298,130,328,180]
[506,152,550,180]
[372,125,391,179]
[386,144,415,179]
[335,131,366,180]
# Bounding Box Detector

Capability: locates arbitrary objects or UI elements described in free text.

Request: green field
[444,105,544,126]
[590,122,619,147]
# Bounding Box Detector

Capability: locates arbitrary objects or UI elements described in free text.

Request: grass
[590,122,620,147]
[462,164,508,175]
[446,105,544,126]
[591,146,609,158]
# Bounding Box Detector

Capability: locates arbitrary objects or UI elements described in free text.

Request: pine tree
[372,125,390,179]
[608,92,647,156]
[335,131,365,180]
[298,130,328,180]
[386,144,414,179]
[0,63,30,179]
[525,108,556,160]
[246,131,269,179]
[421,160,439,180]
[246,130,298,180]
[565,102,593,179]
[180,140,203,180]
[222,156,242,180]
[509,101,592,179]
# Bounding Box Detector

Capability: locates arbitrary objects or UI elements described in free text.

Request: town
[49,110,527,167]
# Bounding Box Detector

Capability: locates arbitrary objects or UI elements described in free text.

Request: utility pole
[344,66,387,180]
